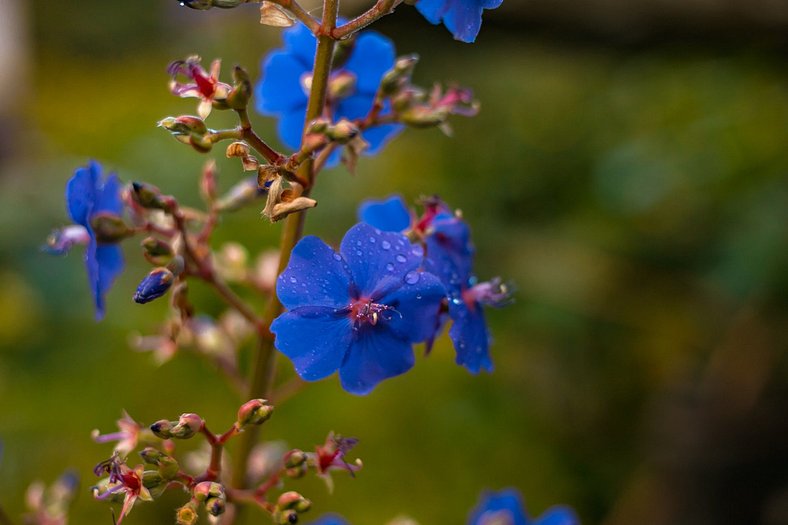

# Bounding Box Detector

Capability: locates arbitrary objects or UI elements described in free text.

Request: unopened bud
[176,500,199,525]
[179,0,248,9]
[170,413,203,439]
[380,54,419,95]
[399,107,448,128]
[150,419,174,439]
[285,463,307,479]
[200,160,218,202]
[133,267,175,304]
[326,119,359,143]
[158,115,213,153]
[90,213,132,243]
[141,237,174,265]
[193,481,224,502]
[237,399,274,427]
[131,182,174,212]
[277,491,311,513]
[206,496,226,516]
[273,508,299,524]
[307,118,330,134]
[139,447,167,465]
[226,66,252,110]
[283,449,307,469]
[328,71,356,100]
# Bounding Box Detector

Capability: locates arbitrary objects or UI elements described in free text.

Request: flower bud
[90,213,132,243]
[141,237,174,266]
[150,419,175,439]
[139,447,167,465]
[380,54,419,95]
[131,182,174,212]
[158,116,213,153]
[179,0,248,9]
[205,496,226,516]
[200,160,218,203]
[237,399,274,427]
[176,500,199,525]
[133,267,175,304]
[283,449,307,469]
[170,413,203,439]
[277,491,311,513]
[284,463,307,479]
[226,65,252,110]
[273,508,299,524]
[326,119,359,144]
[328,71,356,100]
[193,481,224,502]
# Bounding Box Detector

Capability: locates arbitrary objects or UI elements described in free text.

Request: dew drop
[385,263,395,272]
[369,236,376,243]
[289,276,297,283]
[451,297,462,305]
[332,253,342,261]
[356,240,362,246]
[356,250,363,256]
[395,254,407,263]
[381,240,391,250]
[416,294,423,300]
[404,271,420,285]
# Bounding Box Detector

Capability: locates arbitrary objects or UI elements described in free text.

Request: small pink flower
[91,411,143,456]
[168,56,231,119]
[311,432,362,491]
[93,455,153,524]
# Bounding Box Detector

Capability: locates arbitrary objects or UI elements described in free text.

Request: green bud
[273,508,299,525]
[158,455,180,480]
[193,481,224,502]
[90,213,133,243]
[284,463,307,479]
[169,413,203,439]
[226,66,252,110]
[380,54,419,95]
[237,399,274,427]
[326,119,359,144]
[150,419,174,439]
[141,470,164,489]
[277,491,311,513]
[328,71,356,100]
[139,447,167,465]
[284,449,307,469]
[141,237,174,266]
[131,182,174,212]
[205,496,226,516]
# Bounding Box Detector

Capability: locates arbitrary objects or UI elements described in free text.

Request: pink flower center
[349,298,396,327]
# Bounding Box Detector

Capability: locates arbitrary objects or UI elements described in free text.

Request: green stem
[228,0,339,515]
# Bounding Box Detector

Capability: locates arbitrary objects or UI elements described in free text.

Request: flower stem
[332,0,402,39]
[228,0,340,516]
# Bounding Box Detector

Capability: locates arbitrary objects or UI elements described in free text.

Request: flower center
[349,298,398,327]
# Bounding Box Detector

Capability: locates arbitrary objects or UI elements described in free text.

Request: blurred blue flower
[271,223,445,394]
[416,0,503,43]
[65,161,125,320]
[359,195,503,373]
[468,489,579,525]
[307,515,349,525]
[255,24,403,166]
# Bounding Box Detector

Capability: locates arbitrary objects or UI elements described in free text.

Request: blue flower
[255,24,403,166]
[415,0,504,43]
[468,489,579,525]
[307,515,349,525]
[358,195,504,373]
[270,223,446,394]
[65,161,125,320]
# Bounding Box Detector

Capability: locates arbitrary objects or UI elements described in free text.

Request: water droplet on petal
[404,271,420,285]
[332,253,342,261]
[381,240,391,250]
[451,297,462,305]
[369,236,376,243]
[289,276,297,283]
[395,254,407,263]
[356,250,363,256]
[356,240,362,246]
[386,263,395,272]
[416,294,422,299]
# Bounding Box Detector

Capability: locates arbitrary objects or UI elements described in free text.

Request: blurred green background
[0,1,787,524]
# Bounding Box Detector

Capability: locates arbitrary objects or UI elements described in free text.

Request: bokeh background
[1,0,787,524]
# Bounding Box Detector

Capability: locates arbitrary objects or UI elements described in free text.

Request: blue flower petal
[282,23,317,68]
[277,106,308,151]
[66,162,99,226]
[277,236,353,310]
[339,223,423,298]
[534,506,581,525]
[307,514,350,525]
[415,0,446,24]
[271,307,353,381]
[339,326,414,394]
[378,270,445,343]
[448,298,492,373]
[96,245,124,316]
[96,173,124,215]
[83,238,102,317]
[342,32,396,95]
[468,489,528,525]
[358,195,412,232]
[424,213,475,290]
[256,51,310,114]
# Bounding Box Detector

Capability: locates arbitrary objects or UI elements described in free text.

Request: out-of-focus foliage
[0,1,786,525]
